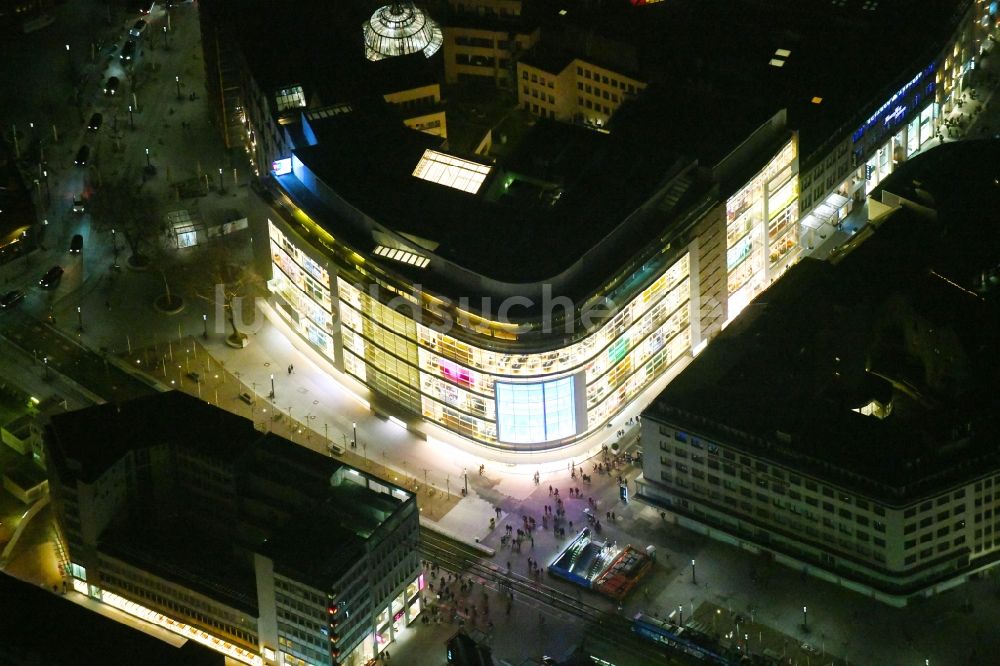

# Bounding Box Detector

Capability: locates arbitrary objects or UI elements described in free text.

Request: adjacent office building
[441,0,540,88]
[638,141,1000,606]
[199,1,992,451]
[46,392,422,665]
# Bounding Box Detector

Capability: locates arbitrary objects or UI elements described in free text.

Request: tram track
[419,527,678,664]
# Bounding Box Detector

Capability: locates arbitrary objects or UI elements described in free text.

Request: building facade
[516,57,646,126]
[797,0,995,236]
[638,141,1000,605]
[265,107,796,450]
[47,393,421,666]
[441,0,540,87]
[202,0,986,452]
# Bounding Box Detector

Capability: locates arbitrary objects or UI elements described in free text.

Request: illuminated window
[412,150,492,194]
[275,85,307,113]
[373,245,430,268]
[496,377,576,444]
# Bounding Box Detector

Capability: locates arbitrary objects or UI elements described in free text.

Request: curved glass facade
[268,216,693,450]
[265,137,797,451]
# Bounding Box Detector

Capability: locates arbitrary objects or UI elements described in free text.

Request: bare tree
[185,234,264,347]
[87,176,162,268]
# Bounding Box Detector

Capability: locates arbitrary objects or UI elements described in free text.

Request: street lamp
[677,604,683,626]
[802,606,808,632]
[77,306,83,333]
[43,356,49,380]
[145,147,151,168]
[128,104,134,130]
[269,373,275,399]
[162,25,168,48]
[352,421,357,448]
[175,76,181,100]
[202,313,208,339]
[691,559,697,584]
[218,167,225,193]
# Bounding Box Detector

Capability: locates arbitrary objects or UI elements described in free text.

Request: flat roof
[101,516,260,616]
[46,391,255,485]
[287,110,696,287]
[548,0,966,161]
[645,141,1000,501]
[232,0,966,298]
[48,393,413,596]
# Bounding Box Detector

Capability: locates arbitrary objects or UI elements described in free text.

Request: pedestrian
[611,511,616,521]
[548,485,553,495]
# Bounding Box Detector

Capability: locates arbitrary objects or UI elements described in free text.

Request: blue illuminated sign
[853,63,935,143]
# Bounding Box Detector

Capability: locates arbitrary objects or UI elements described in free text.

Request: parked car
[70,234,83,254]
[129,18,147,38]
[72,196,86,213]
[120,39,136,64]
[104,76,119,96]
[74,145,90,166]
[38,266,63,289]
[87,112,103,131]
[0,290,25,309]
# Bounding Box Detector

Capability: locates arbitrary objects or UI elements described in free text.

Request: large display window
[270,206,694,448]
[496,377,576,443]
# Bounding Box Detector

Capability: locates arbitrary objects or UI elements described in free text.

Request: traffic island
[154,294,185,315]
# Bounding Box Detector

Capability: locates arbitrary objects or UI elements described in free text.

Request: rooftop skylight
[411,149,492,194]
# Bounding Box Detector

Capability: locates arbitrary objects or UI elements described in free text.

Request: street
[1,2,1000,665]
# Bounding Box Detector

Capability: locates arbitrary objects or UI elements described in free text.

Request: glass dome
[363,2,443,62]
